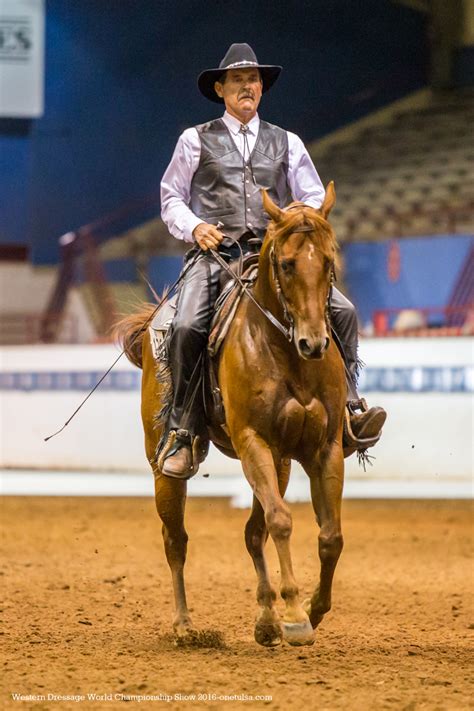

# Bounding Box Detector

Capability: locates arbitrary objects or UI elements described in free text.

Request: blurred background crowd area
[0,0,472,346]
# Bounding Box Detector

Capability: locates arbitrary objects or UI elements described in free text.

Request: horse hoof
[254,621,283,647]
[282,620,315,647]
[303,598,324,629]
[173,615,195,640]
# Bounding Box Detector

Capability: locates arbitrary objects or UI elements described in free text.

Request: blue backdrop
[1,0,428,264]
[343,235,474,328]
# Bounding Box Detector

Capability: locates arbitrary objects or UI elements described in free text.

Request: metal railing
[0,313,79,345]
[40,193,160,343]
[372,304,474,337]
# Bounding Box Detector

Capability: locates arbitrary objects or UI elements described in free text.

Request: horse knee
[163,524,188,566]
[265,504,292,540]
[319,531,343,562]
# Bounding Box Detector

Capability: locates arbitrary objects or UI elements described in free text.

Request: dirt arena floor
[1,496,473,711]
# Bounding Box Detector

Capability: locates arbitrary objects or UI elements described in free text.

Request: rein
[210,215,335,343]
[44,249,203,441]
[208,248,294,341]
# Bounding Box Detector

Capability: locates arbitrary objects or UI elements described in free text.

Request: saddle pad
[150,294,177,331]
[149,294,177,360]
[208,261,258,358]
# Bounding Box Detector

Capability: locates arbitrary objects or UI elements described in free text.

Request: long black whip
[44,250,201,442]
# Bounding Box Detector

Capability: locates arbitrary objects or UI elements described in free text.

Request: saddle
[149,254,259,362]
[148,255,259,429]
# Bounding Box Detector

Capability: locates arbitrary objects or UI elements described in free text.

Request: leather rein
[209,216,334,343]
[208,248,294,341]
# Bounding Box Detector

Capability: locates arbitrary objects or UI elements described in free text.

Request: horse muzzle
[296,334,330,360]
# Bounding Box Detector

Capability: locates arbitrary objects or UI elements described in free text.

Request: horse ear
[319,181,336,219]
[262,189,284,223]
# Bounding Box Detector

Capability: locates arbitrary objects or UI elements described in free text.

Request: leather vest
[190,118,292,245]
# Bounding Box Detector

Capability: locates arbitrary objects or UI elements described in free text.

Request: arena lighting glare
[59,232,76,246]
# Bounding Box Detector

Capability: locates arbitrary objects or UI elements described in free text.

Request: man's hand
[193,222,224,251]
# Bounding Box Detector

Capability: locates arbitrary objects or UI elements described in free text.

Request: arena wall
[0,338,472,497]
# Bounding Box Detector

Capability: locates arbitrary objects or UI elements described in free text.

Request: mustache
[238,91,254,99]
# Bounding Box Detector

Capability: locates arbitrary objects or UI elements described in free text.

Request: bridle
[209,207,335,344]
[269,220,335,337]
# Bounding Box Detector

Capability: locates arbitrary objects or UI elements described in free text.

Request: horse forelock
[272,205,338,261]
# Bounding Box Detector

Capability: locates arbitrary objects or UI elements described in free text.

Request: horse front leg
[238,431,313,646]
[303,442,344,629]
[244,458,291,647]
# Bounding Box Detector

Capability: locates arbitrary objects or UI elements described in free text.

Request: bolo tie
[239,123,258,233]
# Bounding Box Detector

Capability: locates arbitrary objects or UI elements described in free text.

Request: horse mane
[113,303,156,369]
[269,202,339,265]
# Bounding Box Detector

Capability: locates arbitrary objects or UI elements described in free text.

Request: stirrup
[157,429,189,473]
[157,429,209,476]
[343,402,382,451]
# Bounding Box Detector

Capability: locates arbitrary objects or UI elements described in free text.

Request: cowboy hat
[197,43,282,103]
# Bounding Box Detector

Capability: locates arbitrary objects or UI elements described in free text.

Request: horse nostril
[298,338,312,356]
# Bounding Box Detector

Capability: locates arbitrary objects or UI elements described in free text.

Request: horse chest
[275,396,328,452]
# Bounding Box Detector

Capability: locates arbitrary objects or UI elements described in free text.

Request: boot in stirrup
[344,398,387,451]
[158,429,210,480]
[159,429,195,480]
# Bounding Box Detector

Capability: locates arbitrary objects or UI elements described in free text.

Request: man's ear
[214,81,224,99]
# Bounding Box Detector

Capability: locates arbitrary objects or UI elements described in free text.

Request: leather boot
[161,430,196,480]
[162,445,194,479]
[349,399,387,440]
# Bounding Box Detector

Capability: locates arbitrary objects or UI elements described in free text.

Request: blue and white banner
[0,0,44,117]
[0,366,472,393]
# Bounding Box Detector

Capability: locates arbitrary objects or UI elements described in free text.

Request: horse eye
[280,260,294,274]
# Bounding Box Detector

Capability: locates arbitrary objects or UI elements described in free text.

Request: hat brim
[197,65,282,103]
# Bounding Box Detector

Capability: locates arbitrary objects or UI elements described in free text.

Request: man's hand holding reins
[193,223,224,251]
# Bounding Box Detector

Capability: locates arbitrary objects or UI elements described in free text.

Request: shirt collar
[222,111,259,136]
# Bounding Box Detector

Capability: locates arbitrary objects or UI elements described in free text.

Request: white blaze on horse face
[307,243,315,261]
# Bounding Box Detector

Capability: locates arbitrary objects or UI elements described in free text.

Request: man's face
[214,68,263,123]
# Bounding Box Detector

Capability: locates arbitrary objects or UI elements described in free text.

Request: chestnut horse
[117,183,345,647]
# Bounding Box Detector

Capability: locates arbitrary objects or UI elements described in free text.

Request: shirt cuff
[180,214,205,243]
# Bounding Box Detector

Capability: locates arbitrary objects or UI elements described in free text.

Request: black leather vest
[190,118,292,245]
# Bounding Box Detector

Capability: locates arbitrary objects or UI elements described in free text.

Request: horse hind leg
[141,335,194,639]
[245,496,282,646]
[155,475,194,638]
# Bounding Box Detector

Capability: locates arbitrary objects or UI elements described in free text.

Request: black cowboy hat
[197,43,282,103]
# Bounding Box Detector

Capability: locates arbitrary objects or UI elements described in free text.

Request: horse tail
[114,303,156,369]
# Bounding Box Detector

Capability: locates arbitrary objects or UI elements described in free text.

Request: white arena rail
[0,339,472,501]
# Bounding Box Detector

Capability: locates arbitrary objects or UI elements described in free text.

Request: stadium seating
[310,89,474,242]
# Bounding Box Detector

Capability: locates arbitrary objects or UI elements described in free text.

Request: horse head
[261,183,338,360]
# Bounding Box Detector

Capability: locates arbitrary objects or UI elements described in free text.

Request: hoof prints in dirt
[171,630,226,649]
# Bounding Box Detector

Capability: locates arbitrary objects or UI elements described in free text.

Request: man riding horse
[160,43,386,478]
